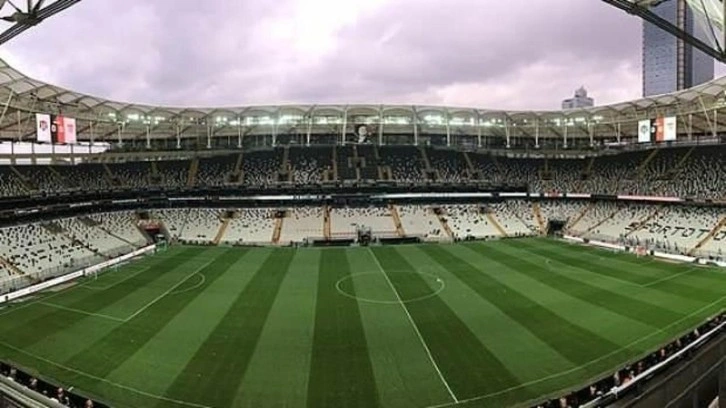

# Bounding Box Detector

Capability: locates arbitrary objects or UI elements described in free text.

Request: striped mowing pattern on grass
[0,239,724,408]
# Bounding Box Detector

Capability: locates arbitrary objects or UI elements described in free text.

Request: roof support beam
[602,0,726,62]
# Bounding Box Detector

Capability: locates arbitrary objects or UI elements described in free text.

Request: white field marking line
[542,259,642,289]
[0,261,159,317]
[0,251,177,318]
[424,292,726,408]
[641,267,700,288]
[37,301,126,323]
[0,284,83,318]
[81,264,153,291]
[543,254,689,290]
[168,273,206,295]
[0,339,213,408]
[367,248,459,404]
[122,258,216,322]
[335,271,445,305]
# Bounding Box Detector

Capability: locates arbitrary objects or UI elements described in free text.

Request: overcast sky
[0,0,723,111]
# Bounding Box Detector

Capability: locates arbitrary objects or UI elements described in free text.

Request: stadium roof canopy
[602,0,726,62]
[1,56,725,119]
[0,57,726,145]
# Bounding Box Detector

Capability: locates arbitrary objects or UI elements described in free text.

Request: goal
[635,246,648,257]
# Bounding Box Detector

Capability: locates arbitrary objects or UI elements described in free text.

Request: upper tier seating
[62,163,114,191]
[289,146,328,184]
[380,146,426,183]
[0,167,27,197]
[197,154,237,186]
[156,160,189,188]
[428,149,469,182]
[242,150,281,187]
[0,144,724,199]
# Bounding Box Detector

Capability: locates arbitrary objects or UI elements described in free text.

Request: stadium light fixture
[0,0,82,46]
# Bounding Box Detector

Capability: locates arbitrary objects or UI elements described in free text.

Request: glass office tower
[643,0,714,96]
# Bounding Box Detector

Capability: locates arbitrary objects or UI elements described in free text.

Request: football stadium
[1,1,726,408]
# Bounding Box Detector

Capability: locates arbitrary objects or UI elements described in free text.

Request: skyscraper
[642,0,714,97]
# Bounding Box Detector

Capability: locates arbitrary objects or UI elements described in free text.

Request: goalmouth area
[0,238,724,408]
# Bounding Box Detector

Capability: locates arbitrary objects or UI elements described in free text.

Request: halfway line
[367,247,458,403]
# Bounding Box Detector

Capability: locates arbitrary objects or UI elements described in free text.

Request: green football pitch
[0,238,725,408]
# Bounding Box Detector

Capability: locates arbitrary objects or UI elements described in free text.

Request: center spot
[336,271,445,304]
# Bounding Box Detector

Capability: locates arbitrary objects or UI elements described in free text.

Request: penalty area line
[0,339,212,408]
[122,258,216,322]
[38,302,126,323]
[641,267,699,288]
[367,248,459,404]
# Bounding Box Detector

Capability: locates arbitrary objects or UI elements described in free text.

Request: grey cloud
[0,0,650,110]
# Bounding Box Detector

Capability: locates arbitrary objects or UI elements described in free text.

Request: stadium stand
[221,209,276,245]
[441,205,501,239]
[396,205,446,239]
[88,211,148,249]
[356,144,381,181]
[196,154,237,186]
[112,162,152,189]
[242,149,281,187]
[16,166,70,193]
[0,222,97,282]
[379,146,426,183]
[0,145,724,198]
[329,206,397,239]
[155,160,189,188]
[154,208,223,244]
[427,148,470,182]
[62,163,114,191]
[289,146,328,184]
[278,206,324,244]
[336,145,357,181]
[0,166,27,197]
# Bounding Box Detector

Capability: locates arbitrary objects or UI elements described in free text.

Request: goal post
[635,246,648,257]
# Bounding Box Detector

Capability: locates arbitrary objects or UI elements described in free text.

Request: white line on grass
[0,339,212,408]
[122,258,216,322]
[0,257,164,318]
[81,265,152,291]
[542,259,642,289]
[424,291,726,408]
[367,248,459,404]
[0,286,78,318]
[641,267,699,288]
[543,256,691,290]
[38,302,126,323]
[168,273,206,295]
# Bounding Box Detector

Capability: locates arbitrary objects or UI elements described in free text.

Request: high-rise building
[642,0,714,97]
[561,86,594,110]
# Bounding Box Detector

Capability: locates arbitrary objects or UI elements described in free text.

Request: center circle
[335,271,445,304]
